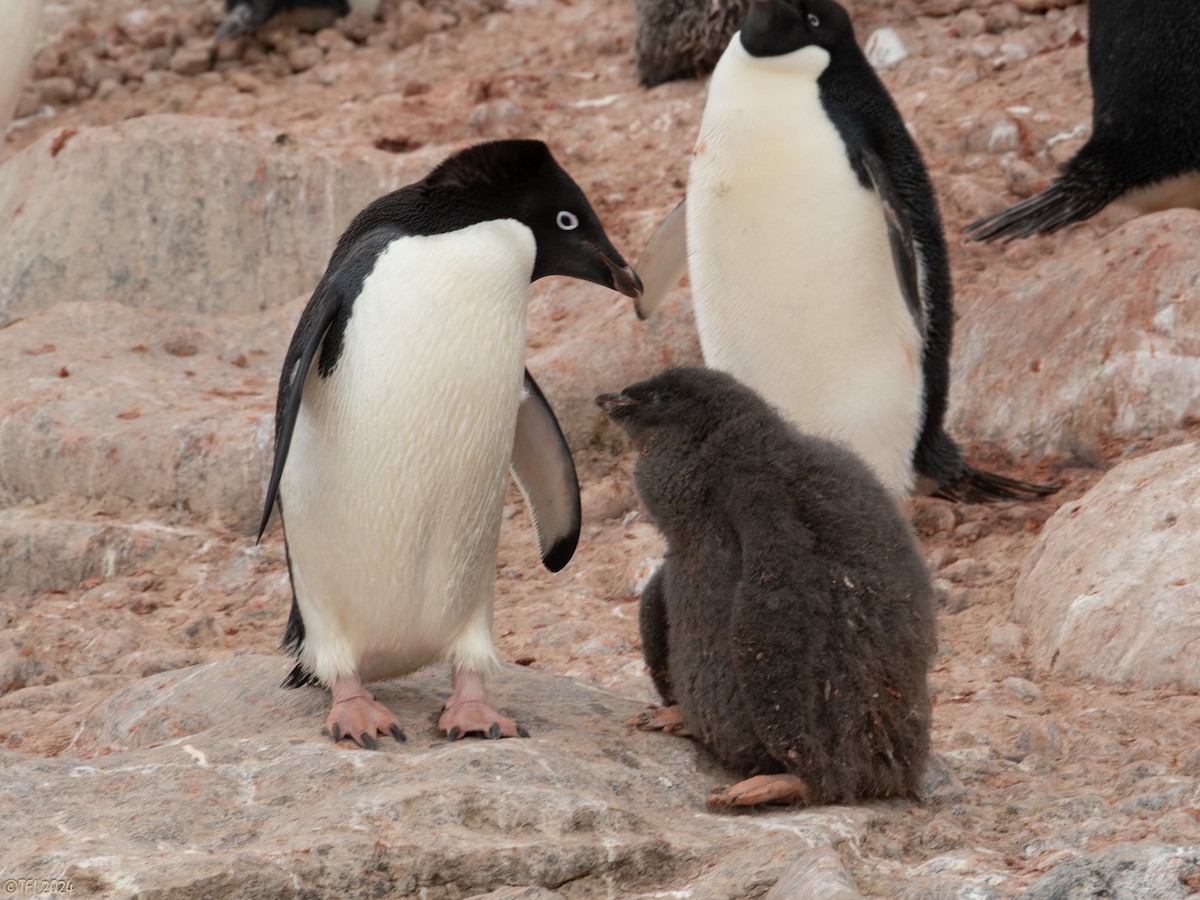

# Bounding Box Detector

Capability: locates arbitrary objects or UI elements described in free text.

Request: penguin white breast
[280,220,536,684]
[687,37,923,496]
[1,0,41,127]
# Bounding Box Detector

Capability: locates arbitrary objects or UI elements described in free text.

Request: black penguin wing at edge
[256,290,343,543]
[257,229,396,542]
[510,371,581,572]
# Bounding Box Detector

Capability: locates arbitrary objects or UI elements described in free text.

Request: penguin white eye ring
[807,13,820,27]
[556,210,580,231]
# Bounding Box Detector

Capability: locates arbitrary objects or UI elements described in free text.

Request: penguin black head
[425,140,643,299]
[739,0,854,59]
[596,367,753,451]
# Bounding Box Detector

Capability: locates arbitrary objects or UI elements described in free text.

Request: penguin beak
[595,392,638,417]
[596,250,644,300]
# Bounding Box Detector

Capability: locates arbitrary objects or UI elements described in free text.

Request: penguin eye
[807,13,820,27]
[556,210,580,231]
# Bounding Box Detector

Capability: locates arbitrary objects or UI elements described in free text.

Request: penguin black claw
[487,723,501,740]
[447,726,462,743]
[389,724,407,743]
[360,731,376,751]
[517,725,530,739]
[330,723,343,743]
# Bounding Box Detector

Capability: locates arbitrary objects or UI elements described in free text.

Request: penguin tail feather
[281,662,319,689]
[932,465,1061,503]
[963,155,1122,243]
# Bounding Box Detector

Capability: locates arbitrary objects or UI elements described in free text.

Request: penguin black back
[966,0,1200,241]
[599,367,935,806]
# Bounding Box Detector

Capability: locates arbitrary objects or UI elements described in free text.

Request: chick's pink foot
[630,703,692,737]
[439,667,528,741]
[707,774,813,809]
[326,674,406,749]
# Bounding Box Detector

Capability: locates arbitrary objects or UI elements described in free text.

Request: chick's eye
[807,13,820,26]
[556,210,579,231]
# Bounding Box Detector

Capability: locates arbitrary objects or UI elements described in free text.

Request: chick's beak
[595,392,637,417]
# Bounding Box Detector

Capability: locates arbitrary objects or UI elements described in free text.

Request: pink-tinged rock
[0,300,292,531]
[0,655,859,898]
[1015,442,1200,689]
[948,210,1200,464]
[0,115,444,325]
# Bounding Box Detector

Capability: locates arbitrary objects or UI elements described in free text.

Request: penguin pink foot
[326,674,407,749]
[707,774,813,810]
[630,704,693,737]
[438,667,528,741]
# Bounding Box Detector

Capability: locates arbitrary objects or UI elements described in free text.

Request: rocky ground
[4,0,1200,897]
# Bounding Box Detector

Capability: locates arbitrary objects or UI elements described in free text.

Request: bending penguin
[216,0,378,39]
[598,367,935,809]
[260,140,643,748]
[966,0,1200,241]
[635,0,1058,502]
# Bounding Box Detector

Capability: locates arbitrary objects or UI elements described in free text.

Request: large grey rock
[0,501,207,599]
[1015,442,1200,689]
[0,300,289,531]
[0,655,876,898]
[949,211,1200,464]
[1024,844,1200,899]
[0,114,442,324]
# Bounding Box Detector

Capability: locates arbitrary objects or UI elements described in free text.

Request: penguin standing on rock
[216,0,377,39]
[598,367,935,809]
[260,140,642,748]
[965,0,1200,242]
[635,0,1058,502]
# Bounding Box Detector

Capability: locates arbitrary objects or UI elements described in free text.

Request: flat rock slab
[1024,844,1200,899]
[0,114,444,324]
[0,300,290,531]
[1,655,881,898]
[1015,442,1200,689]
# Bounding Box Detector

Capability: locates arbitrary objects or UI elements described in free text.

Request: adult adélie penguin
[635,0,1058,502]
[259,139,643,748]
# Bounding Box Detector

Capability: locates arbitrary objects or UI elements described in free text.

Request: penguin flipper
[257,285,345,543]
[963,153,1123,242]
[634,197,688,320]
[857,148,925,332]
[510,370,581,572]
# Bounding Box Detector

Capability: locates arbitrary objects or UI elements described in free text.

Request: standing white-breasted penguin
[966,0,1200,241]
[260,140,643,748]
[636,0,1058,502]
[1,0,41,129]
